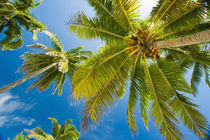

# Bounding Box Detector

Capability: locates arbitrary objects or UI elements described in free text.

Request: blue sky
[0,0,209,140]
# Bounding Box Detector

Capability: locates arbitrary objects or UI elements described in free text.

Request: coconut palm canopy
[26,118,80,140]
[0,0,209,140]
[0,0,45,50]
[0,30,93,95]
[69,0,210,139]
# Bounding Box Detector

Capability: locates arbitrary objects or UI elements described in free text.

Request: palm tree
[69,0,210,139]
[0,30,92,95]
[26,118,80,140]
[7,132,29,140]
[0,0,45,50]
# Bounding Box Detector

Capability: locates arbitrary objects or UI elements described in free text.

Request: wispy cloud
[0,116,35,127]
[0,92,35,127]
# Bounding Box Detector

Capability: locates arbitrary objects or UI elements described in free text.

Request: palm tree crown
[0,0,45,50]
[26,118,80,140]
[0,30,93,95]
[69,0,210,139]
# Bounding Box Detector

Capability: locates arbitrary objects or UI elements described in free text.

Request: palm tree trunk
[0,63,57,93]
[152,29,210,48]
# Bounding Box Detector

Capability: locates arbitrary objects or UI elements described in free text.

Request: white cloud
[0,92,33,114]
[0,92,35,127]
[0,116,35,127]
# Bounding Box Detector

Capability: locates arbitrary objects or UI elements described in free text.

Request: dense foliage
[0,0,45,50]
[26,118,80,140]
[69,0,210,139]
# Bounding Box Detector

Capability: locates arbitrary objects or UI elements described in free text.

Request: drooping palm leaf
[203,65,210,87]
[191,62,203,95]
[0,0,45,50]
[154,59,208,138]
[144,58,183,140]
[80,58,130,133]
[127,58,150,132]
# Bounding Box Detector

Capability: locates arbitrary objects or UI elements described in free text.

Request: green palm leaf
[80,60,130,133]
[72,43,130,99]
[69,0,210,139]
[203,65,210,87]
[0,31,92,95]
[191,62,203,95]
[153,0,207,36]
[27,118,80,140]
[154,59,208,138]
[87,0,129,31]
[0,0,45,50]
[0,3,17,18]
[48,117,61,138]
[145,58,183,140]
[127,58,150,132]
[112,0,140,31]
[69,12,127,43]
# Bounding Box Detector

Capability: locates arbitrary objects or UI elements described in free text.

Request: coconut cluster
[128,28,160,59]
[145,48,160,58]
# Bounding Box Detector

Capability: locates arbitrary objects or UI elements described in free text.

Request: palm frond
[69,12,127,43]
[154,59,208,139]
[203,65,210,88]
[0,0,45,50]
[113,0,140,28]
[27,43,54,52]
[14,0,43,10]
[154,0,207,38]
[80,59,130,133]
[157,21,210,40]
[127,58,139,132]
[112,0,141,40]
[48,117,61,138]
[72,43,131,99]
[14,12,45,31]
[26,130,48,140]
[87,0,129,31]
[26,67,58,92]
[0,3,17,19]
[189,50,210,66]
[165,45,210,66]
[127,58,150,132]
[145,58,183,140]
[171,92,208,138]
[57,74,65,96]
[20,53,55,74]
[191,62,203,95]
[0,19,23,50]
[43,30,64,52]
[150,0,203,28]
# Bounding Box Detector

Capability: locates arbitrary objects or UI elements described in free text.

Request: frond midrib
[144,58,174,136]
[70,24,125,40]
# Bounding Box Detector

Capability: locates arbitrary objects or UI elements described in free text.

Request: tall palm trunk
[0,62,57,93]
[152,29,210,48]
